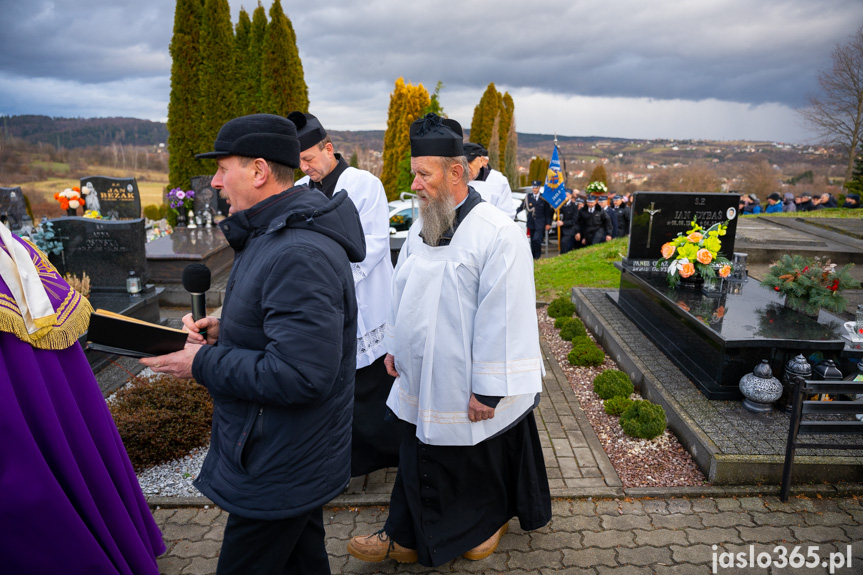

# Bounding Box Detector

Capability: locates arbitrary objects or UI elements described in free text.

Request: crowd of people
[739,190,860,214]
[517,182,632,257]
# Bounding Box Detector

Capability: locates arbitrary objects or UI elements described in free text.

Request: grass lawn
[534,237,627,302]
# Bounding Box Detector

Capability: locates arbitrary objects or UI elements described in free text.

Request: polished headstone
[0,186,29,231]
[80,175,142,219]
[624,191,741,272]
[146,227,233,284]
[51,217,148,291]
[190,175,229,217]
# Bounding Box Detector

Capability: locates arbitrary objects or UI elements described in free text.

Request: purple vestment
[0,232,165,574]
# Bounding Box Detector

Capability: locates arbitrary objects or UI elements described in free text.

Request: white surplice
[386,201,544,446]
[470,168,516,219]
[298,167,393,368]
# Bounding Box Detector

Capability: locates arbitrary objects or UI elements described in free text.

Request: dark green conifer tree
[167,0,205,190]
[260,0,308,115]
[248,3,268,112]
[233,8,254,115]
[198,0,236,177]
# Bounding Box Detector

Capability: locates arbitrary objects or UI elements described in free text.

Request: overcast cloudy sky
[1,0,861,143]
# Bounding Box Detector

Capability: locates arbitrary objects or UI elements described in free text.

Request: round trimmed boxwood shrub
[619,400,667,440]
[109,374,213,470]
[547,296,575,319]
[604,395,633,416]
[593,369,634,400]
[554,316,569,329]
[567,337,605,367]
[559,317,587,341]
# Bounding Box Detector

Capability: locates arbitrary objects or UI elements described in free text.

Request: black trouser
[528,228,544,259]
[216,507,329,575]
[560,230,576,254]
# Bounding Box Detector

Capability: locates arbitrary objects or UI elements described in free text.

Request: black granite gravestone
[624,191,740,272]
[80,176,141,219]
[0,186,28,231]
[51,217,148,292]
[190,175,229,217]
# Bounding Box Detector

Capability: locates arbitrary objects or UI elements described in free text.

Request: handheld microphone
[182,263,211,339]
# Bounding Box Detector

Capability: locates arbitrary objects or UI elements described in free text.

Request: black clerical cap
[463,142,484,162]
[287,111,328,151]
[410,113,464,157]
[196,114,300,168]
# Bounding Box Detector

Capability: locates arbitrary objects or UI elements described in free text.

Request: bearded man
[347,113,551,567]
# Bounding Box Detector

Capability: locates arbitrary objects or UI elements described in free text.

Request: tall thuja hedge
[167,0,205,190]
[503,104,519,189]
[247,4,269,112]
[198,0,236,178]
[381,78,430,200]
[469,83,515,172]
[233,9,254,116]
[260,0,308,116]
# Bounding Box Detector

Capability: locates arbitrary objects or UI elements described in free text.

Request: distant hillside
[1,115,168,148]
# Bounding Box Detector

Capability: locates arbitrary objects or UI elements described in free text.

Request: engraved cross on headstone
[644,202,661,249]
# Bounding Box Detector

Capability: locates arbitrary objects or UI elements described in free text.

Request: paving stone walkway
[153,494,863,574]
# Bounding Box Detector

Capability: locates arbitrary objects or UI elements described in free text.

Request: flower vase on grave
[679,274,704,289]
[175,209,186,228]
[66,207,77,217]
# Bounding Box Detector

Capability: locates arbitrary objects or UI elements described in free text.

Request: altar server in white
[464,142,516,219]
[289,111,403,477]
[348,114,551,567]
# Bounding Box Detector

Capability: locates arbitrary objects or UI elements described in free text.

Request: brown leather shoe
[463,522,509,560]
[347,529,418,563]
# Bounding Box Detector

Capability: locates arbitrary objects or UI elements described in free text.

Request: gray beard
[420,192,456,246]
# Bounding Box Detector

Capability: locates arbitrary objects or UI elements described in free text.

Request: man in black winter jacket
[142,114,366,575]
[574,194,613,246]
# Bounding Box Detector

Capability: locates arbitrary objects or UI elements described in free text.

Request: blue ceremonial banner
[542,144,567,210]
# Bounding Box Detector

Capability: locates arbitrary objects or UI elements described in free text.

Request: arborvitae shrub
[593,369,634,400]
[567,338,605,367]
[604,395,633,416]
[547,296,575,319]
[620,400,667,440]
[109,374,213,470]
[560,317,587,341]
[143,204,169,221]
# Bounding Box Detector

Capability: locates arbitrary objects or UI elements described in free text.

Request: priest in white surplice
[348,114,551,567]
[289,111,404,477]
[464,142,516,219]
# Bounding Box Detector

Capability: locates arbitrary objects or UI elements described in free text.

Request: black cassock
[384,410,551,567]
[351,355,405,477]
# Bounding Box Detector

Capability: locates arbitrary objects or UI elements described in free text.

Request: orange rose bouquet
[657,218,731,287]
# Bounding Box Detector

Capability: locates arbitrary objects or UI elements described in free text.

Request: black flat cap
[196,114,300,168]
[410,113,464,157]
[287,111,328,151]
[767,192,782,202]
[463,142,484,162]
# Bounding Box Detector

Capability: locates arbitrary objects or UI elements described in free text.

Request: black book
[86,309,188,358]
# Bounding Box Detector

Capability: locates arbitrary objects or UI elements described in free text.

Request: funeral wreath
[760,254,857,316]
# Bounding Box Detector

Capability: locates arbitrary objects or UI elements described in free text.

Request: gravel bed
[538,307,708,488]
[137,446,208,497]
